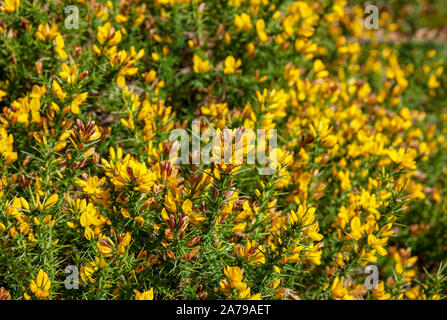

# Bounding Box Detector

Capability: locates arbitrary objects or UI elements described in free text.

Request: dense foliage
[0,0,446,300]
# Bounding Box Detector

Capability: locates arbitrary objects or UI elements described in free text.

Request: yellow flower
[256,19,268,42]
[388,148,416,170]
[121,208,130,218]
[224,56,242,74]
[349,216,363,240]
[305,243,322,265]
[117,232,131,254]
[0,89,6,102]
[393,249,418,282]
[224,266,243,283]
[360,190,380,217]
[1,0,20,13]
[313,59,329,78]
[269,148,293,171]
[220,266,261,299]
[30,269,51,299]
[405,285,421,300]
[35,23,58,41]
[98,237,114,258]
[84,227,95,240]
[201,102,228,118]
[134,288,154,300]
[75,176,106,198]
[108,30,122,46]
[79,202,102,227]
[142,69,157,83]
[59,63,78,83]
[55,34,68,60]
[97,22,122,46]
[247,42,256,57]
[236,240,265,264]
[44,193,58,209]
[105,154,156,191]
[0,126,18,164]
[232,222,247,233]
[234,13,252,31]
[164,192,177,213]
[52,80,67,100]
[193,55,211,73]
[80,258,105,283]
[367,234,388,256]
[70,92,88,114]
[182,199,205,225]
[372,282,390,300]
[115,14,128,23]
[331,276,353,300]
[427,74,440,89]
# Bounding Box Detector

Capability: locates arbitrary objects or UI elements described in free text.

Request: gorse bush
[0,0,446,300]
